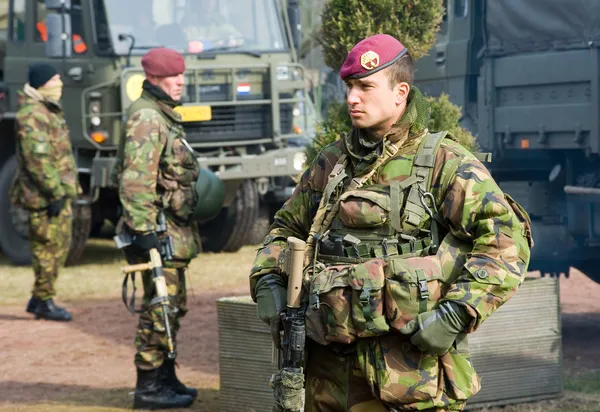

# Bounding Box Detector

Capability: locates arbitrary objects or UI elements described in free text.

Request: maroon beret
[141,48,185,77]
[340,34,407,80]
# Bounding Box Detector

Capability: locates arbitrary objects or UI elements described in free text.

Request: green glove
[255,274,288,348]
[400,301,470,355]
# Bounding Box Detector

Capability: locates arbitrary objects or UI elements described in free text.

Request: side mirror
[44,0,71,10]
[45,13,72,58]
[287,0,302,50]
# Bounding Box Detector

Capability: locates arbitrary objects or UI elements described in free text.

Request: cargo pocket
[357,334,440,406]
[338,188,390,228]
[306,265,357,345]
[440,334,481,401]
[384,255,448,332]
[349,258,389,337]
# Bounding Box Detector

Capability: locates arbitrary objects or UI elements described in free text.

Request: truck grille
[183,104,293,144]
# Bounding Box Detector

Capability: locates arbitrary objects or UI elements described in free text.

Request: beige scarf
[24,80,63,103]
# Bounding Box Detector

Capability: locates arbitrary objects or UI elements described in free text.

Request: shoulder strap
[401,131,448,233]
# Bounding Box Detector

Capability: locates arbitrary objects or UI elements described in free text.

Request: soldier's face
[345,69,409,138]
[150,73,185,101]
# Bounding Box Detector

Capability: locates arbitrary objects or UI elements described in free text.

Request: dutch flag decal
[237,83,251,95]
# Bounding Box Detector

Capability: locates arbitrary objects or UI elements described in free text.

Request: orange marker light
[91,131,108,144]
[520,139,530,149]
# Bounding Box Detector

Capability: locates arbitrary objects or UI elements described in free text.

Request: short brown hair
[386,53,415,89]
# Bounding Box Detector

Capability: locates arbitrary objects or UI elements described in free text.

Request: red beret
[340,34,407,80]
[141,48,185,77]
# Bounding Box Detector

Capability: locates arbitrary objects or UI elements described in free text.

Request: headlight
[91,116,101,126]
[293,152,307,171]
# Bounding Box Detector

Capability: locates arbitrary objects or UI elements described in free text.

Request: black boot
[160,359,198,399]
[35,298,72,322]
[134,367,194,410]
[26,296,41,314]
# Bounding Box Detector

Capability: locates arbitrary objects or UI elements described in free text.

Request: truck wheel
[65,202,92,266]
[246,203,271,246]
[0,156,32,265]
[201,179,259,252]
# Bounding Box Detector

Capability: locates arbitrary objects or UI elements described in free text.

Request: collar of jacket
[19,85,63,113]
[342,86,431,175]
[141,80,182,123]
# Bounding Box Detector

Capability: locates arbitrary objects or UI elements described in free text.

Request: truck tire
[64,202,92,266]
[0,155,92,266]
[246,203,271,246]
[201,179,259,252]
[0,156,31,265]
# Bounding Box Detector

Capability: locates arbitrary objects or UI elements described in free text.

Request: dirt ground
[0,267,599,411]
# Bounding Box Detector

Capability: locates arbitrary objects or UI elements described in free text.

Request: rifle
[270,236,306,412]
[121,248,176,360]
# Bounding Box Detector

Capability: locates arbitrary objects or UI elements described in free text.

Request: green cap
[193,168,225,222]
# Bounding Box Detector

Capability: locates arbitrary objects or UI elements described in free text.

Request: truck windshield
[92,0,288,55]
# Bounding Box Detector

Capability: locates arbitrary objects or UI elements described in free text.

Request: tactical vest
[116,96,200,225]
[304,131,461,345]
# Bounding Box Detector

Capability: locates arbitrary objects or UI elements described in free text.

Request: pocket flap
[339,189,391,211]
[387,256,444,283]
[464,256,504,285]
[310,264,351,295]
[349,259,386,290]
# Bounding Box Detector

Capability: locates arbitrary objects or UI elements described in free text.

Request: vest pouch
[305,264,357,345]
[338,188,391,228]
[349,258,389,338]
[357,334,440,407]
[384,255,448,332]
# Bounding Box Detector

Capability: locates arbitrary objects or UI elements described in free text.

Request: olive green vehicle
[0,0,309,265]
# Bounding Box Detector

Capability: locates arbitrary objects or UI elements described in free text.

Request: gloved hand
[255,274,288,348]
[46,197,66,218]
[131,232,160,257]
[400,301,470,355]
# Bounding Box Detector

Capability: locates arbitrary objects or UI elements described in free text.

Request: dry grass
[1,238,258,305]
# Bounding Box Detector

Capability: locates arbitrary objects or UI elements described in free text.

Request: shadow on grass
[70,238,123,267]
[0,381,219,411]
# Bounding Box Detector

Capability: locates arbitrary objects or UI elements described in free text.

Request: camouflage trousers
[304,340,451,412]
[134,266,188,370]
[29,202,72,300]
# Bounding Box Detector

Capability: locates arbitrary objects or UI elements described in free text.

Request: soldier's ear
[396,82,410,106]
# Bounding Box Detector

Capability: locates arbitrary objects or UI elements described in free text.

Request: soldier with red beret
[251,34,532,411]
[113,47,200,410]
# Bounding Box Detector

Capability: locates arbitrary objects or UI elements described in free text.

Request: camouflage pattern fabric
[115,89,201,262]
[10,90,79,210]
[29,200,72,300]
[270,369,304,412]
[135,267,187,370]
[250,86,532,410]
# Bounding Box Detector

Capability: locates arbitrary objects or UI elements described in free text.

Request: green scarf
[343,86,431,176]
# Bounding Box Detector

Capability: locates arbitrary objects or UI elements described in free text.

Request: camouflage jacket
[10,90,79,210]
[251,88,532,408]
[251,87,532,330]
[116,87,201,262]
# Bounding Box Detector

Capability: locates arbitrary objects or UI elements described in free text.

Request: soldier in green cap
[114,47,200,410]
[250,34,533,411]
[11,63,80,322]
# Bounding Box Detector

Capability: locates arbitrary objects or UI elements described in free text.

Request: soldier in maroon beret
[252,33,531,412]
[114,47,200,409]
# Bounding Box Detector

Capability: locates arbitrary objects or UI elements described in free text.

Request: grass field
[1,239,599,412]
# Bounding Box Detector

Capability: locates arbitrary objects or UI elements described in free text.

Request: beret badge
[360,50,380,70]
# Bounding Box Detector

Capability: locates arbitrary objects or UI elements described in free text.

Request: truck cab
[0,0,310,264]
[415,0,600,282]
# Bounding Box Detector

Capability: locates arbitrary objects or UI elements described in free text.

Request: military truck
[0,0,309,265]
[414,0,600,282]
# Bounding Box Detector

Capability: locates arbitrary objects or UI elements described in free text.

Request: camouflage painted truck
[0,0,309,265]
[415,0,600,282]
